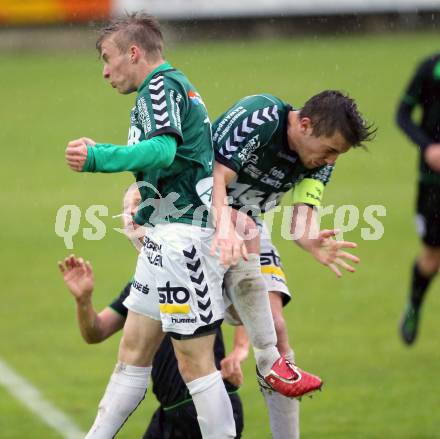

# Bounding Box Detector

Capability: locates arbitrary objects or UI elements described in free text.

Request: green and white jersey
[131,62,213,227]
[213,94,334,217]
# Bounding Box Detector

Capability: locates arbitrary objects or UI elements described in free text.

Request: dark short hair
[299,90,376,147]
[96,12,163,59]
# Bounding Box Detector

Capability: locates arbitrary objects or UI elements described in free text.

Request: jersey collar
[282,104,309,172]
[282,104,298,156]
[137,61,174,93]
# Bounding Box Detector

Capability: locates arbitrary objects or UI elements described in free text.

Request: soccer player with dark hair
[58,255,246,438]
[211,90,375,438]
[397,54,440,345]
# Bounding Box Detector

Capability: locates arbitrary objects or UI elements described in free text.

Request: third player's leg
[269,291,292,356]
[417,244,440,277]
[400,182,440,345]
[264,294,300,439]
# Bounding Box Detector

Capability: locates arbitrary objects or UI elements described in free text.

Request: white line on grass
[0,358,85,439]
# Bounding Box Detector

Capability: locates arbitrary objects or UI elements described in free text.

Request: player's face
[293,119,351,169]
[100,37,137,94]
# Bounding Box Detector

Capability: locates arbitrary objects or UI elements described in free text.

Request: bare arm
[58,255,125,343]
[119,184,149,251]
[291,204,360,277]
[220,326,250,387]
[211,162,248,266]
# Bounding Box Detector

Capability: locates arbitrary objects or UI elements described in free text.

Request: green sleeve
[83,135,177,173]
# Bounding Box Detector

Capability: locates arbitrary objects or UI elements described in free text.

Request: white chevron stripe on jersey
[233,126,245,143]
[225,138,238,152]
[151,89,165,101]
[149,82,163,91]
[150,75,163,85]
[156,123,171,129]
[219,105,279,159]
[148,76,170,128]
[251,111,265,126]
[262,106,272,121]
[241,118,253,134]
[152,101,167,111]
[270,105,279,119]
[155,113,170,122]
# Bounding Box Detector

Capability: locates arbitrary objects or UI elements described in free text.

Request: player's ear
[299,117,313,134]
[129,45,140,63]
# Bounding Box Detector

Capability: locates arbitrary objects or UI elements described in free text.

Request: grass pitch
[1,31,439,438]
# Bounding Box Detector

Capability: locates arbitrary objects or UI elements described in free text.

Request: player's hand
[123,186,142,226]
[424,143,440,172]
[220,347,248,388]
[309,229,360,277]
[65,137,96,172]
[58,255,94,301]
[210,228,248,267]
[121,185,142,234]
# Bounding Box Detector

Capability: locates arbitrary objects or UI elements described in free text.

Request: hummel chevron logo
[241,118,253,134]
[156,123,170,129]
[154,113,169,122]
[195,285,208,298]
[251,111,265,126]
[149,76,170,128]
[220,105,279,159]
[225,138,237,152]
[233,126,245,143]
[198,298,211,311]
[152,101,167,111]
[151,90,165,101]
[200,311,213,324]
[183,246,197,259]
[182,245,212,320]
[186,259,201,272]
[190,272,205,285]
[150,75,163,84]
[149,82,162,91]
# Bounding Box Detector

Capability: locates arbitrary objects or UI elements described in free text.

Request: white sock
[225,254,279,375]
[261,349,300,439]
[85,363,151,439]
[186,371,236,439]
[254,346,281,376]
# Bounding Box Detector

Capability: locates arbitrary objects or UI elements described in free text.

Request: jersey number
[128,126,142,146]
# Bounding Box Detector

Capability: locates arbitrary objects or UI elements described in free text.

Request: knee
[176,355,193,382]
[418,246,440,275]
[177,354,214,383]
[120,334,154,366]
[232,266,266,298]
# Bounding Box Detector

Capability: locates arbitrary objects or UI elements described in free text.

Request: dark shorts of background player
[417,182,440,246]
[143,392,244,439]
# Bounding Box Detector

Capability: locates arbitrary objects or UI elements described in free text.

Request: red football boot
[257,356,323,398]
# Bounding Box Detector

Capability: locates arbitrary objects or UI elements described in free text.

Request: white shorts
[256,219,292,305]
[123,223,227,338]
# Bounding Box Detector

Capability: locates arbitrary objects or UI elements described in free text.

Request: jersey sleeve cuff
[83,146,96,172]
[214,151,241,173]
[147,127,183,146]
